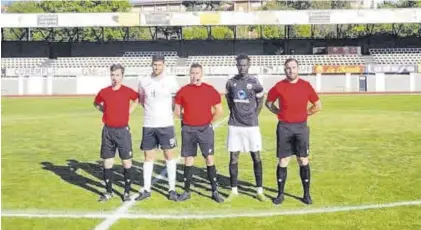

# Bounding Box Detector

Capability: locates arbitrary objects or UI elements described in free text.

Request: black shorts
[181,124,214,158]
[276,121,310,159]
[140,126,177,151]
[101,125,133,160]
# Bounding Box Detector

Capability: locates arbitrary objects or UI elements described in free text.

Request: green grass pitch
[1,94,421,230]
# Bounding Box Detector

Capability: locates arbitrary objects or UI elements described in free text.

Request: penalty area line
[2,200,421,220]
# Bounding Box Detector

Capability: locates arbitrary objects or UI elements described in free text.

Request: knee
[103,158,114,168]
[250,151,261,163]
[144,150,155,161]
[230,152,240,164]
[206,155,214,166]
[185,157,194,166]
[278,157,290,167]
[121,159,132,169]
[164,149,175,160]
[297,157,309,166]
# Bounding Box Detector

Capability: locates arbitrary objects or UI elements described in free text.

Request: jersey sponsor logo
[246,83,252,90]
[233,90,250,103]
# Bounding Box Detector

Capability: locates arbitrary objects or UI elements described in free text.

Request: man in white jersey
[135,55,179,202]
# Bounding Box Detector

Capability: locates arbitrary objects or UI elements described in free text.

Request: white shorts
[226,126,262,153]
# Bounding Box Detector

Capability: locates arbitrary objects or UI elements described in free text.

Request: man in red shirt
[265,58,322,205]
[93,64,139,203]
[174,63,224,203]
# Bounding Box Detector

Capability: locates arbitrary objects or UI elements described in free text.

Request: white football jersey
[138,73,179,128]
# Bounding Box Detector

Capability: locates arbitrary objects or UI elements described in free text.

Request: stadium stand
[1,58,48,68]
[185,55,364,66]
[369,48,421,65]
[3,48,421,69]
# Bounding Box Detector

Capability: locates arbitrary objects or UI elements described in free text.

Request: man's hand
[307,100,322,116]
[265,100,279,115]
[93,102,104,113]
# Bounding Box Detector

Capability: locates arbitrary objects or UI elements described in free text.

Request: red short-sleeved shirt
[267,78,319,123]
[94,85,138,128]
[175,83,221,126]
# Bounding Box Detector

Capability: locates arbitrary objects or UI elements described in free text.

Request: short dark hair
[236,54,250,63]
[152,54,165,63]
[110,63,125,75]
[284,58,299,66]
[190,63,202,69]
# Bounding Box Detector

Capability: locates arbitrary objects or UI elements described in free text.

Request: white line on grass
[2,200,421,220]
[93,117,228,230]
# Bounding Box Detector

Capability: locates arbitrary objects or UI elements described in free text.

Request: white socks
[231,187,238,194]
[166,159,177,192]
[257,187,264,194]
[143,161,154,192]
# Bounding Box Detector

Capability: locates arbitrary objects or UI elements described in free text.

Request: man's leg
[227,126,242,199]
[296,125,312,204]
[158,126,178,200]
[205,155,224,203]
[178,125,198,202]
[116,126,134,202]
[99,126,116,202]
[250,151,266,201]
[229,151,240,195]
[273,122,293,205]
[249,126,265,201]
[136,127,157,201]
[199,124,223,203]
[177,156,194,201]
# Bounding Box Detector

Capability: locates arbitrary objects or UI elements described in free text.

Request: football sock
[183,165,193,192]
[300,164,311,197]
[103,168,113,193]
[123,167,133,193]
[276,166,287,195]
[257,187,264,194]
[231,187,238,194]
[143,161,154,193]
[207,165,218,192]
[166,159,177,192]
[229,163,238,188]
[253,160,263,188]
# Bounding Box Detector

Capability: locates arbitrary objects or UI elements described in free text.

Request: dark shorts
[181,124,214,158]
[140,126,176,151]
[276,121,310,159]
[101,125,133,160]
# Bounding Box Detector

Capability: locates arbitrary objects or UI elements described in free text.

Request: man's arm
[93,102,104,112]
[307,100,322,116]
[130,98,139,114]
[93,90,104,112]
[265,85,280,115]
[225,80,234,112]
[256,96,264,115]
[174,103,182,118]
[138,81,145,107]
[265,99,280,115]
[211,103,223,123]
[254,76,265,116]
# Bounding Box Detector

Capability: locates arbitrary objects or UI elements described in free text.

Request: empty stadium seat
[185,55,364,66]
[1,58,48,68]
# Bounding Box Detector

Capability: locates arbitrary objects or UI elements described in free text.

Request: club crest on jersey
[246,84,252,89]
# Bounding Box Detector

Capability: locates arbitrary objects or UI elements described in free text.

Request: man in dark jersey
[265,58,322,205]
[174,63,225,203]
[225,54,266,201]
[93,64,139,202]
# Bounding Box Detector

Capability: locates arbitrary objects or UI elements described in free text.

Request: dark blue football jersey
[225,74,264,127]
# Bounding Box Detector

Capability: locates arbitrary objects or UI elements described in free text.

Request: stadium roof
[131,0,183,6]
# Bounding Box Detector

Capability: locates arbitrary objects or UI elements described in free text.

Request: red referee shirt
[175,83,221,126]
[94,85,138,128]
[267,78,319,123]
